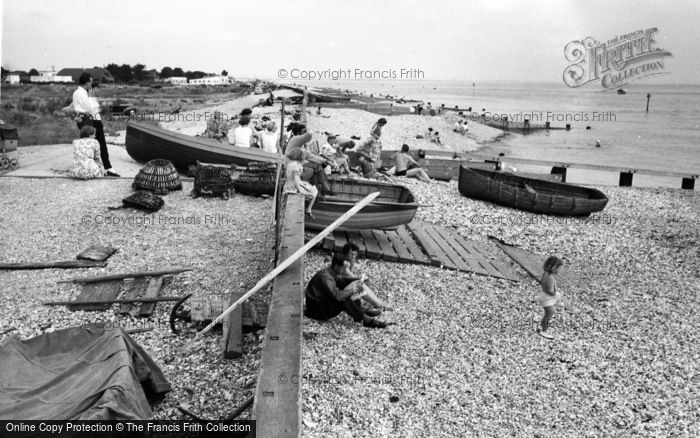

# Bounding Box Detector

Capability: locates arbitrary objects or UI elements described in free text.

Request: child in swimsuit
[539,256,563,339]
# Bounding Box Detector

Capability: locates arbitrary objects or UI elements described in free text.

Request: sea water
[294,79,700,188]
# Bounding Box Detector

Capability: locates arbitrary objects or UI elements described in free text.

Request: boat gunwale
[126,120,282,163]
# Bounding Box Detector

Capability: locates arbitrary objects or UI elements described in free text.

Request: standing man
[71,73,119,177]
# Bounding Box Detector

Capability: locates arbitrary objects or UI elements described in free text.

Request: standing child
[538,256,563,339]
[284,149,318,217]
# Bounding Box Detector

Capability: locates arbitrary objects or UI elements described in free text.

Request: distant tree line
[105,64,228,82]
[1,64,230,83]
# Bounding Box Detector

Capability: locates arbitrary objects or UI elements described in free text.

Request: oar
[195,191,380,338]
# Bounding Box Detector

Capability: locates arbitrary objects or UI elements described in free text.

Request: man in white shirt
[71,73,119,176]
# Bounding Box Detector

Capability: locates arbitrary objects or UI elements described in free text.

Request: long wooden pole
[196,191,380,338]
[43,296,186,306]
[271,99,286,227]
[57,268,193,284]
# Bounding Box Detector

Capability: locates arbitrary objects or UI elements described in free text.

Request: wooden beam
[138,276,163,317]
[195,191,380,338]
[43,296,186,306]
[0,260,107,270]
[253,194,304,437]
[57,267,192,284]
[222,295,243,359]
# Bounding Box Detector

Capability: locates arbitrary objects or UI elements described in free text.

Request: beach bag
[122,191,164,212]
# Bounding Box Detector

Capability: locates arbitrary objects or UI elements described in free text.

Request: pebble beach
[1,93,699,436]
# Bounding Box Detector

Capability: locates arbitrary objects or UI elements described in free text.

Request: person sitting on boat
[285,123,335,196]
[284,148,318,217]
[304,254,389,329]
[205,111,228,142]
[353,137,383,178]
[320,135,350,175]
[394,144,431,183]
[431,131,442,145]
[336,243,394,312]
[228,116,259,148]
[70,125,104,180]
[260,121,279,154]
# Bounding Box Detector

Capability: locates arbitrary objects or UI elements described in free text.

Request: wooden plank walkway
[320,222,520,281]
[254,194,304,438]
[489,237,575,287]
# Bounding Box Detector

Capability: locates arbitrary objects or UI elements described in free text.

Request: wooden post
[272,99,286,228]
[222,295,243,358]
[195,191,381,338]
[646,93,651,113]
[619,172,634,187]
[550,166,567,183]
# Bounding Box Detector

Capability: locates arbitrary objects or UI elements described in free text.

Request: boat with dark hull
[305,177,418,231]
[458,166,608,216]
[125,121,281,171]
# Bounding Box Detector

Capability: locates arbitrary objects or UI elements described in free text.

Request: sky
[1,0,698,83]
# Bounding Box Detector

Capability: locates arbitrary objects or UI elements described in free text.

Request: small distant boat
[125,121,280,171]
[305,178,418,231]
[617,89,627,95]
[458,166,608,216]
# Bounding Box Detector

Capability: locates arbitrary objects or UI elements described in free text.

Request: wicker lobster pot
[232,161,278,196]
[132,159,182,195]
[192,162,236,198]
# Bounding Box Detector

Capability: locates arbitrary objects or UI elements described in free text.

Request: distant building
[5,74,21,85]
[188,75,230,86]
[165,76,188,85]
[30,70,73,83]
[57,68,116,84]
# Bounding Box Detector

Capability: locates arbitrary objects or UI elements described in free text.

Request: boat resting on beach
[458,166,608,216]
[125,121,281,171]
[305,177,418,231]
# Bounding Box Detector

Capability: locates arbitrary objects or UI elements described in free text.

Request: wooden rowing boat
[458,166,608,216]
[305,177,418,231]
[125,121,280,171]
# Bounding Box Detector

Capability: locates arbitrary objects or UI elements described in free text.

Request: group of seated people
[305,243,393,329]
[204,108,279,154]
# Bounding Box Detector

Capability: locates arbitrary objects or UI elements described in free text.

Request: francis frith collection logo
[563,28,672,90]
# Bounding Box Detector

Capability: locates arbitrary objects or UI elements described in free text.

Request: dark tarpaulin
[0,326,171,420]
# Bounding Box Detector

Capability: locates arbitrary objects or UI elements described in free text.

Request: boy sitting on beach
[305,254,390,329]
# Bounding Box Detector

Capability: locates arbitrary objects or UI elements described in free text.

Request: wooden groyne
[380,149,698,190]
[253,194,305,437]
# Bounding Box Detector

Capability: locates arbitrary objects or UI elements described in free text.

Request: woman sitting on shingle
[70,126,105,180]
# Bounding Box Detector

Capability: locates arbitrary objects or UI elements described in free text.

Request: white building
[165,76,188,85]
[188,75,230,86]
[30,70,73,83]
[5,75,20,85]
